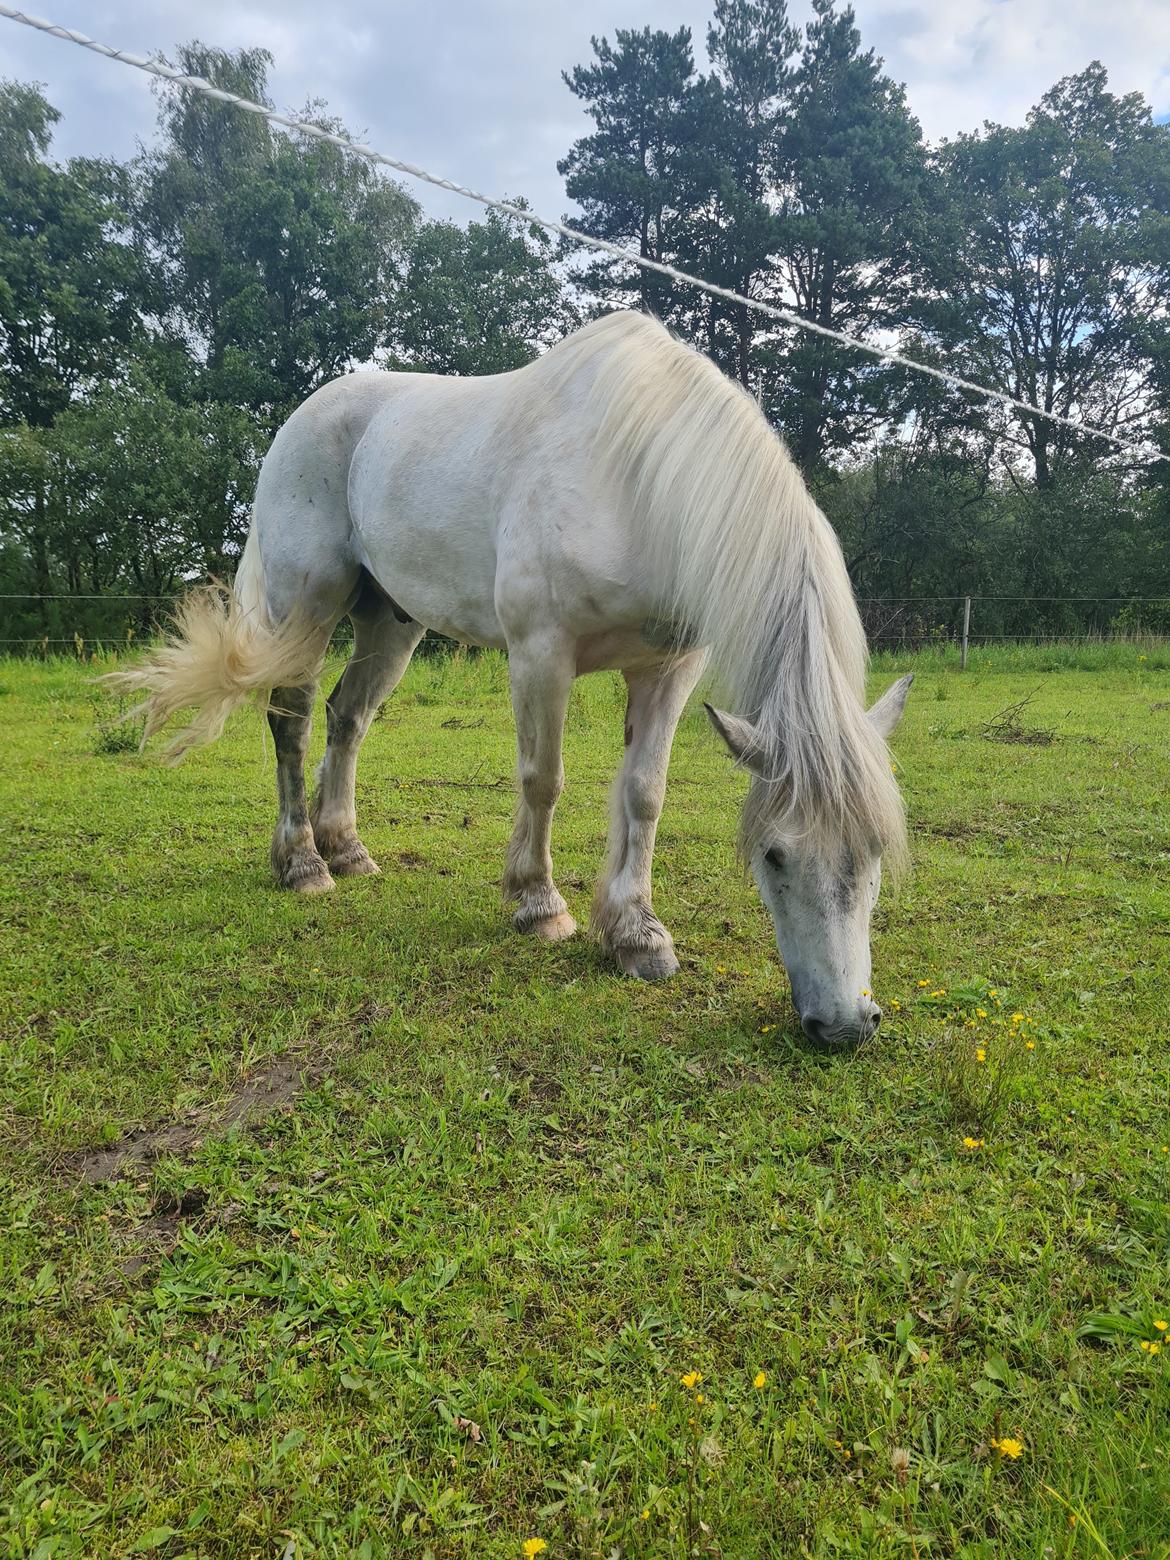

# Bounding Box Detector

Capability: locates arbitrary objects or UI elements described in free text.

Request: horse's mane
[541,311,907,871]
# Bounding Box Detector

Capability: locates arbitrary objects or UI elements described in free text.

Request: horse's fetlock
[315,824,380,877]
[593,894,670,954]
[512,882,569,931]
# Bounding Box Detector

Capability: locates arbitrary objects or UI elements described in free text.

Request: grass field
[2,643,1169,1558]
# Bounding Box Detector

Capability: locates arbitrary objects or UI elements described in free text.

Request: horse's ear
[868,673,913,739]
[705,704,768,776]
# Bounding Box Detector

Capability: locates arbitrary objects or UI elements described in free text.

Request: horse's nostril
[801,1003,882,1050]
[800,1015,828,1047]
[801,1014,848,1050]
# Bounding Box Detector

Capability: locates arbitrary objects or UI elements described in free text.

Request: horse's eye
[764,847,784,871]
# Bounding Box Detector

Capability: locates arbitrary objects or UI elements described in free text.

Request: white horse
[114,311,911,1048]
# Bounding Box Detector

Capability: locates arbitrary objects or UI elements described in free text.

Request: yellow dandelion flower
[647,1402,657,1412]
[975,1049,986,1063]
[715,964,726,975]
[1026,1040,1035,1050]
[962,1136,984,1150]
[1011,1012,1025,1024]
[891,999,901,1012]
[753,1370,767,1389]
[1140,1340,1161,1355]
[1154,1321,1168,1332]
[522,1541,547,1558]
[976,1008,988,1018]
[917,979,931,988]
[640,1508,650,1521]
[680,1370,703,1390]
[988,989,998,998]
[991,1436,1024,1459]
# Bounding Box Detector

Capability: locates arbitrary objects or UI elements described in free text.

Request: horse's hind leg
[261,556,358,896]
[592,651,706,979]
[269,678,335,894]
[310,577,425,875]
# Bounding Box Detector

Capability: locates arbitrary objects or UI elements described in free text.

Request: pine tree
[559,27,697,315]
[767,0,929,469]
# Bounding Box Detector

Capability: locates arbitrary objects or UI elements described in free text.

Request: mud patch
[919,818,981,840]
[67,1056,310,1185]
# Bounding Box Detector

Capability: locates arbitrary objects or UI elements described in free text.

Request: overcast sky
[2,1,1168,224]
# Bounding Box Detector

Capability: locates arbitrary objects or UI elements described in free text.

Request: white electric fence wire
[2,2,1167,466]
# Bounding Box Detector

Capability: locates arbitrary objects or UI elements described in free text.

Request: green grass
[1,646,1168,1558]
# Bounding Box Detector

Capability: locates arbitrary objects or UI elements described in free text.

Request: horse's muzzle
[800,1001,881,1052]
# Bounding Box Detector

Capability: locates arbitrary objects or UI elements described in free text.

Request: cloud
[864,0,1170,140]
[1,0,1167,228]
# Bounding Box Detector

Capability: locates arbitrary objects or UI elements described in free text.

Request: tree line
[2,4,1169,649]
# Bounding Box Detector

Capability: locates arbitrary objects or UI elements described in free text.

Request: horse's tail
[102,530,327,763]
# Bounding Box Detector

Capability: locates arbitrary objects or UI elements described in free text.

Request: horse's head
[706,674,912,1051]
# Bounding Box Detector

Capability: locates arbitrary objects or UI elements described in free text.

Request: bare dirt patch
[66,1055,310,1185]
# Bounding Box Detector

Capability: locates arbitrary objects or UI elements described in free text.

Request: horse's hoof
[294,871,336,895]
[528,911,578,942]
[328,841,381,877]
[278,850,335,895]
[616,944,679,981]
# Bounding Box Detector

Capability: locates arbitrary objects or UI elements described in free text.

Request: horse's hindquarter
[346,363,667,668]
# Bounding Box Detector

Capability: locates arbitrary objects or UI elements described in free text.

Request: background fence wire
[3,591,1170,656]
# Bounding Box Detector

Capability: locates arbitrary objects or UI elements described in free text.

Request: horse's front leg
[503,635,577,941]
[592,652,706,979]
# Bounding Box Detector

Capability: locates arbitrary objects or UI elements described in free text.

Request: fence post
[961,596,972,669]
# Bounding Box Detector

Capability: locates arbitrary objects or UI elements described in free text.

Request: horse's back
[252,336,664,653]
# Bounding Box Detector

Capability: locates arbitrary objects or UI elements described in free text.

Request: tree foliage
[0,60,570,643]
[139,46,419,428]
[396,207,577,376]
[920,64,1170,489]
[0,80,145,431]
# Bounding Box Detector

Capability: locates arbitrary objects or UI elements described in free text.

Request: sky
[2,0,1168,225]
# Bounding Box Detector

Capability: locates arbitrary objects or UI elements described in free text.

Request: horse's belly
[347,392,508,647]
[573,628,683,675]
